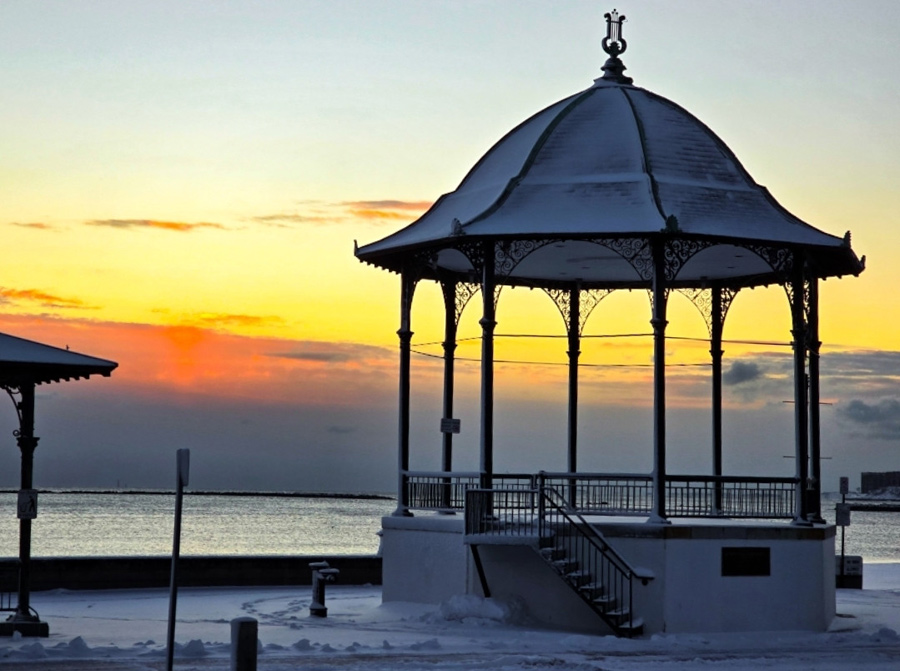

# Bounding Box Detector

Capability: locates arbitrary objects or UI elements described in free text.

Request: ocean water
[0,491,896,561]
[0,492,395,557]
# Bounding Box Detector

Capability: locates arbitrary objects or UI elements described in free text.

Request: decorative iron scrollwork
[544,287,614,336]
[1,384,24,433]
[593,237,653,281]
[679,287,740,338]
[494,239,557,278]
[454,282,480,326]
[743,243,794,276]
[662,238,713,282]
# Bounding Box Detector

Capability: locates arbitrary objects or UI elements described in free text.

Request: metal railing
[464,488,539,539]
[540,473,653,514]
[0,563,18,612]
[406,471,535,512]
[408,471,798,519]
[666,475,797,518]
[539,486,650,636]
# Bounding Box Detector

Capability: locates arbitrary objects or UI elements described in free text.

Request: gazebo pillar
[789,262,811,525]
[807,275,824,523]
[395,269,416,517]
[650,242,669,523]
[566,286,581,507]
[566,286,581,476]
[479,243,496,491]
[440,279,458,511]
[710,286,725,515]
[7,383,48,636]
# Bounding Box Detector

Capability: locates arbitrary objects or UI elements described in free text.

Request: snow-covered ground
[1,564,898,670]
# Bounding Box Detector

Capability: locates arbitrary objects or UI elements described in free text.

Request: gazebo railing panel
[405,471,535,512]
[666,476,798,519]
[539,473,654,515]
[464,488,539,538]
[406,471,798,518]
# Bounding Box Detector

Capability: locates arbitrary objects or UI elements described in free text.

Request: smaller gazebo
[0,332,117,637]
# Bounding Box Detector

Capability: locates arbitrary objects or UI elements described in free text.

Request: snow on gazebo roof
[0,331,118,386]
[357,14,864,288]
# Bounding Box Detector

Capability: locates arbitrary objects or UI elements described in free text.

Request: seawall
[0,555,381,591]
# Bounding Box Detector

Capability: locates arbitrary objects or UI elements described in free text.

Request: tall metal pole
[396,269,415,516]
[479,243,496,491]
[790,261,810,524]
[807,275,824,523]
[13,384,42,631]
[567,286,581,507]
[710,286,724,515]
[650,241,669,524]
[440,280,458,511]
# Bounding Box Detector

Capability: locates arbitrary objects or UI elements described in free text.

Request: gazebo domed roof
[357,29,863,289]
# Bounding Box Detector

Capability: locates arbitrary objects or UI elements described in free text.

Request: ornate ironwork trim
[679,287,741,338]
[662,238,714,282]
[442,281,480,327]
[544,287,614,336]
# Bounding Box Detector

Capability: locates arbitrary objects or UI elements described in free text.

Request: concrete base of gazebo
[381,515,835,635]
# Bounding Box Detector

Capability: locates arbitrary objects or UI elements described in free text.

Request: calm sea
[0,492,395,558]
[0,491,896,562]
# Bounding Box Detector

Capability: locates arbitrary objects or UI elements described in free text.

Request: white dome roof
[358,63,863,288]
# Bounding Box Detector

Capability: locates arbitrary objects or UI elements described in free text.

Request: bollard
[309,561,340,617]
[231,616,258,671]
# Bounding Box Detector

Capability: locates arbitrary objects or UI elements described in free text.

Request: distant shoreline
[0,488,394,500]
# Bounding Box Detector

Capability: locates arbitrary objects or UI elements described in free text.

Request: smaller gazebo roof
[0,332,118,387]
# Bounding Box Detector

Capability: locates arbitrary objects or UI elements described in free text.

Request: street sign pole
[166,449,190,671]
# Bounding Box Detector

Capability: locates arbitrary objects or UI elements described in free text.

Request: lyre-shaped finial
[598,8,633,85]
[602,9,627,57]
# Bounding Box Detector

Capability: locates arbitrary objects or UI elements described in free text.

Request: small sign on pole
[16,489,38,520]
[835,502,851,527]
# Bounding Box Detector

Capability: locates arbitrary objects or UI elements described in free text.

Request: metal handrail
[538,484,651,636]
[408,470,799,518]
[463,483,651,636]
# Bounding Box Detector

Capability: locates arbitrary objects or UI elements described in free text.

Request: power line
[410,348,711,368]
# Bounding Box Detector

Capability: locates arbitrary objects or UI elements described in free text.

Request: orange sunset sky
[0,1,898,492]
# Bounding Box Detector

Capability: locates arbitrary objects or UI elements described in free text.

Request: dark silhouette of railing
[410,471,797,519]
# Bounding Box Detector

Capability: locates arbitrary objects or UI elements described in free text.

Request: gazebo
[0,332,117,637]
[356,13,864,635]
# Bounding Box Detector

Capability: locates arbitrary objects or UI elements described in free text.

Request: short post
[309,561,339,617]
[166,449,190,671]
[231,617,258,671]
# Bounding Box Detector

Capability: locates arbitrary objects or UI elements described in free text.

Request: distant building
[861,472,900,493]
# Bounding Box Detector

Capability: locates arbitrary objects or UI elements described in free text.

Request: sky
[0,1,898,494]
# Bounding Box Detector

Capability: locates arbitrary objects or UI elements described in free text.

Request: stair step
[605,607,631,623]
[577,581,604,597]
[540,547,566,561]
[615,616,644,637]
[592,594,616,610]
[565,570,591,586]
[551,558,578,572]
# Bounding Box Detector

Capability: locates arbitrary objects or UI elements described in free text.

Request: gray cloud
[836,398,900,440]
[266,342,393,365]
[723,361,763,386]
[327,425,358,435]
